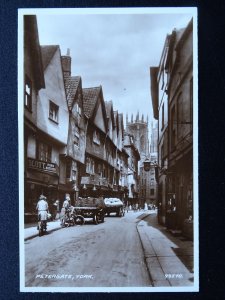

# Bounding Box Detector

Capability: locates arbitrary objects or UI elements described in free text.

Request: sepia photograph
[18,7,198,292]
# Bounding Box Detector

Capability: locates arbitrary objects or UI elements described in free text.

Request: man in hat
[36,194,49,230]
[60,194,71,226]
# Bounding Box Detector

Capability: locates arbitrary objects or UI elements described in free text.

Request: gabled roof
[41,45,59,70]
[165,27,185,70]
[118,113,124,138]
[123,133,141,161]
[105,100,115,127]
[105,100,112,117]
[65,76,81,109]
[113,110,119,134]
[24,16,45,90]
[82,87,101,118]
[175,18,193,51]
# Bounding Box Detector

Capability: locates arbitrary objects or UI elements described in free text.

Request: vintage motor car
[73,197,105,224]
[104,198,125,217]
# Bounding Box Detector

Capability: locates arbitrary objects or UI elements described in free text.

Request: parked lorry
[104,198,125,217]
[73,197,106,225]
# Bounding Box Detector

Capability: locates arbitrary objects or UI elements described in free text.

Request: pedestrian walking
[36,194,48,229]
[144,202,148,211]
[60,194,71,225]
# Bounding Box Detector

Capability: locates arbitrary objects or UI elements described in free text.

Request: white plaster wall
[37,48,69,145]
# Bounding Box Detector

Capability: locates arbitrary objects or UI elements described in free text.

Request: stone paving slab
[137,212,194,287]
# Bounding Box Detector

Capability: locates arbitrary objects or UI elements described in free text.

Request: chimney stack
[61,48,71,78]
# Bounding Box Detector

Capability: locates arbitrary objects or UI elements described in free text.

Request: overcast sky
[36,9,193,125]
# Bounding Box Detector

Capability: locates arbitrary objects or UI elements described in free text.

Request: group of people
[36,194,73,229]
[125,202,156,213]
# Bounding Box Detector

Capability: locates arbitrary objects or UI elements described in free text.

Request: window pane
[49,101,59,122]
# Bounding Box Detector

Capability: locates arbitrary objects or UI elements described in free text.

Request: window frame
[49,100,59,124]
[36,141,52,163]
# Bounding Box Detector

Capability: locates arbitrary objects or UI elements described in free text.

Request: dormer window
[93,130,100,145]
[49,101,59,123]
[24,75,32,111]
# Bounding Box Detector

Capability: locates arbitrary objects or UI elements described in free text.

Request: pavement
[24,211,194,287]
[136,211,194,287]
[24,219,62,240]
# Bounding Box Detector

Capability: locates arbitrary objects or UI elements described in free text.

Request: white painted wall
[37,47,69,145]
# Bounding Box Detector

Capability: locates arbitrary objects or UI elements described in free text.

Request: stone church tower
[126,112,149,159]
[126,112,151,206]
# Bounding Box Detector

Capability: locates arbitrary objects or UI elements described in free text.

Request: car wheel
[93,214,99,225]
[74,215,85,225]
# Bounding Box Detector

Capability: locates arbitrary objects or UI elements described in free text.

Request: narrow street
[25,211,152,287]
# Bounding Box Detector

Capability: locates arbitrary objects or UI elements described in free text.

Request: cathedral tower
[126,113,151,206]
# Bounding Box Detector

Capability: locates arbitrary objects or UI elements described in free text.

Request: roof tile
[82,87,101,118]
[65,76,81,109]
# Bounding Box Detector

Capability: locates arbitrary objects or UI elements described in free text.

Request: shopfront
[25,158,59,221]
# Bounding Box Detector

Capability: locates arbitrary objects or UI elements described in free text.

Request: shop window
[37,141,52,162]
[24,75,32,111]
[49,100,59,123]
